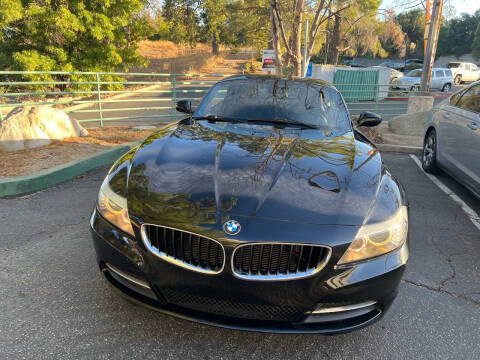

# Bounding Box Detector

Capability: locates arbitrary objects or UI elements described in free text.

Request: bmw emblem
[223,220,241,235]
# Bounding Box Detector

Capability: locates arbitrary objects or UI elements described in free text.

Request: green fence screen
[333,69,379,102]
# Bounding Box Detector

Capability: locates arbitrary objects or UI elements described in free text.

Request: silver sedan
[422,81,480,198]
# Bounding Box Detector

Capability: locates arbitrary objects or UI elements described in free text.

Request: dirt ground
[0,127,158,178]
[359,126,384,144]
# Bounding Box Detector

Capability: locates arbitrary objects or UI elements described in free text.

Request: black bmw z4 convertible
[90,75,409,334]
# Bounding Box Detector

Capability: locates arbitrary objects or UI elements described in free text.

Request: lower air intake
[162,288,304,322]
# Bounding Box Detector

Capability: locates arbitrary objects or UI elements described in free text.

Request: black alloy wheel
[422,129,441,174]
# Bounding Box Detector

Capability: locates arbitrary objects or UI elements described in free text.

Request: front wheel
[454,75,462,85]
[442,83,452,92]
[422,130,441,174]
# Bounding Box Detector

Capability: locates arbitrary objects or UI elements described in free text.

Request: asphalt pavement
[1,153,479,359]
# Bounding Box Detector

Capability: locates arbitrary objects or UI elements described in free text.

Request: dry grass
[138,40,213,59]
[0,126,158,178]
[137,40,254,75]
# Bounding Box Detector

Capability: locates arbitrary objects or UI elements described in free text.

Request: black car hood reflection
[127,121,382,229]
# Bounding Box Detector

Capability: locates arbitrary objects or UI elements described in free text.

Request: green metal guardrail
[0,71,225,126]
[0,70,447,126]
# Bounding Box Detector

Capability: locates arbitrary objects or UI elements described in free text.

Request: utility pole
[302,19,309,77]
[424,0,432,55]
[421,0,444,92]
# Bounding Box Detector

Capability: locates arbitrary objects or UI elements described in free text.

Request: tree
[225,0,270,49]
[158,0,270,54]
[0,0,153,87]
[437,10,480,58]
[202,0,228,55]
[270,0,381,76]
[310,0,381,65]
[396,8,424,58]
[378,10,406,58]
[162,0,202,46]
[473,24,480,60]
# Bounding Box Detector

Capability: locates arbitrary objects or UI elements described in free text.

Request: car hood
[126,121,383,229]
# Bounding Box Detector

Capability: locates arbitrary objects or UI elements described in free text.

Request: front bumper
[90,209,408,334]
[391,83,417,91]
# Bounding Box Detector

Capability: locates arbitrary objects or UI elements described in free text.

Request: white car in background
[447,62,480,85]
[370,66,403,81]
[392,68,454,92]
[378,61,404,71]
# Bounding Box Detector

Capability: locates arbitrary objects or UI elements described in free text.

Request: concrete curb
[0,141,140,198]
[376,143,423,155]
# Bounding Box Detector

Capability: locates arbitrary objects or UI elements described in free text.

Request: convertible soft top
[219,74,332,87]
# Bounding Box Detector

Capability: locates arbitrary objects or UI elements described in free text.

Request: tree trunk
[330,14,342,65]
[290,0,305,76]
[212,31,219,55]
[270,3,283,74]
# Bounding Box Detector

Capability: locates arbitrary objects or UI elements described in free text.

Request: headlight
[337,174,408,266]
[97,176,134,236]
[337,206,408,265]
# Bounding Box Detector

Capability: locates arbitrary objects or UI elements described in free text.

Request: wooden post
[421,0,444,92]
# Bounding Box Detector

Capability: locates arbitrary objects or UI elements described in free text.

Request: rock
[0,106,88,152]
[388,111,430,137]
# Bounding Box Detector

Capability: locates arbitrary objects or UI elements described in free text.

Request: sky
[380,0,480,17]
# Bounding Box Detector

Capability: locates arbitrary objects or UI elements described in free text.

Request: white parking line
[409,154,480,231]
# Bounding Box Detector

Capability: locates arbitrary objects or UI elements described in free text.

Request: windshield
[447,63,460,68]
[406,69,422,77]
[194,78,350,131]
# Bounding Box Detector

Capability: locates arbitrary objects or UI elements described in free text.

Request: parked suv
[447,62,480,84]
[392,67,454,92]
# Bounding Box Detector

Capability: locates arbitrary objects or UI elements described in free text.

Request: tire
[441,83,452,92]
[454,75,462,85]
[410,85,420,92]
[422,130,441,174]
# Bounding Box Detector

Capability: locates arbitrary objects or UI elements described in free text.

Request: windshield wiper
[192,115,247,123]
[192,115,318,129]
[246,118,318,129]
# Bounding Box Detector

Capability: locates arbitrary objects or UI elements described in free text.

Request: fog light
[312,300,377,314]
[103,263,157,300]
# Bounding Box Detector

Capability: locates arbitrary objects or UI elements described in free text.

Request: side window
[445,69,453,77]
[456,85,480,113]
[450,91,463,106]
[435,70,444,78]
[464,64,471,71]
[472,64,478,71]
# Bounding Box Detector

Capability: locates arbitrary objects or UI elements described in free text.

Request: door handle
[467,121,478,130]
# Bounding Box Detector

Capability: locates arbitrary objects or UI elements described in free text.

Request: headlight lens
[97,176,134,236]
[337,206,408,265]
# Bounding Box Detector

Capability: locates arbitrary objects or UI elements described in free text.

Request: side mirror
[357,112,382,127]
[176,100,192,114]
